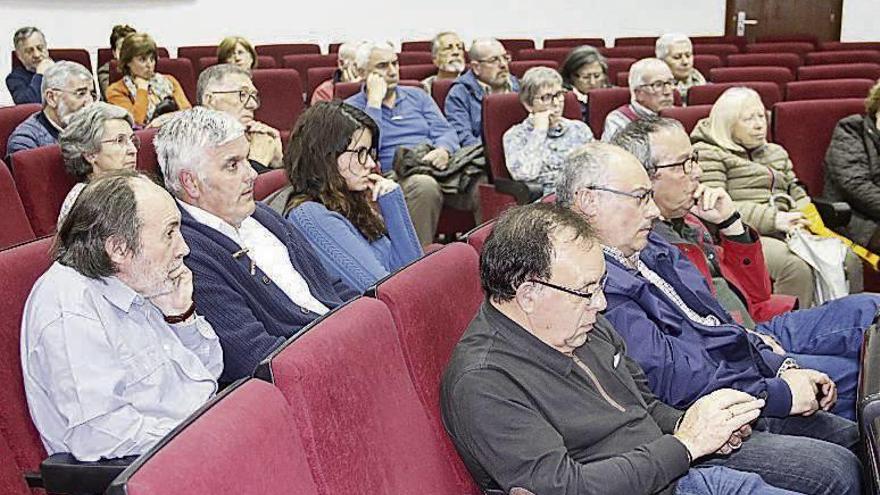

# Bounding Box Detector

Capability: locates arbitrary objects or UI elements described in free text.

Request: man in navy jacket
[6,27,55,104]
[156,107,357,383]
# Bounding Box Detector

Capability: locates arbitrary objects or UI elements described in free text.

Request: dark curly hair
[283,101,386,241]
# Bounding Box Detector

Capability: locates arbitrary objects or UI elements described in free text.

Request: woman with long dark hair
[266,101,422,292]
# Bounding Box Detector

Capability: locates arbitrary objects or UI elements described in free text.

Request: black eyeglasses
[535,90,567,105]
[100,133,141,150]
[654,151,699,175]
[528,273,607,307]
[210,89,260,107]
[583,185,654,208]
[343,147,378,166]
[638,78,676,93]
[476,53,511,66]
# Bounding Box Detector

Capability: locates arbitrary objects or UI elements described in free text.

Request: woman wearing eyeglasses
[266,101,422,293]
[692,87,863,306]
[106,33,191,127]
[57,102,139,225]
[503,67,594,196]
[559,45,612,123]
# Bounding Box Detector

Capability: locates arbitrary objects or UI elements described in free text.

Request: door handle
[736,11,759,36]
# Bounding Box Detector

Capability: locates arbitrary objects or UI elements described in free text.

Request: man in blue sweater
[346,42,481,246]
[6,27,55,104]
[156,107,357,383]
[444,38,520,147]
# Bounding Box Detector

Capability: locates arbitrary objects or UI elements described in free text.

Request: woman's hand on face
[531,109,553,130]
[366,173,398,201]
[774,210,810,233]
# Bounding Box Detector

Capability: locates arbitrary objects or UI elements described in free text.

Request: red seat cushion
[659,105,713,135]
[0,159,35,249]
[251,69,304,135]
[0,103,41,159]
[785,79,875,101]
[797,63,880,81]
[11,145,74,237]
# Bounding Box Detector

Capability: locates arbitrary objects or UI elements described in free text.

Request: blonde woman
[691,87,862,307]
[217,36,258,72]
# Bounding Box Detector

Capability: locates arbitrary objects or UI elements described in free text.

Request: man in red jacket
[613,115,796,326]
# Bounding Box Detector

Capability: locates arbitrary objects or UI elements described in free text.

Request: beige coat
[691,119,809,235]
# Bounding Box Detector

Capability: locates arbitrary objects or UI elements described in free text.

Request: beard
[129,251,178,299]
[439,59,465,74]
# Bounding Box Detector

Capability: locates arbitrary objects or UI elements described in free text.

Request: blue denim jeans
[676,466,803,495]
[757,293,880,420]
[699,411,861,495]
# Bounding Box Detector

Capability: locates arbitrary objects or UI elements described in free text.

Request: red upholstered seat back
[305,66,338,103]
[509,60,558,78]
[806,50,880,66]
[268,297,474,494]
[432,78,455,114]
[113,380,318,495]
[0,103,40,159]
[282,54,337,92]
[465,220,495,254]
[516,48,571,64]
[11,145,75,237]
[11,48,92,73]
[254,169,288,201]
[601,45,655,59]
[401,41,432,52]
[709,66,794,89]
[797,63,880,81]
[399,63,437,81]
[586,86,631,136]
[251,69,304,135]
[785,79,875,102]
[0,160,35,250]
[693,44,740,62]
[499,38,536,57]
[256,43,321,67]
[727,53,802,73]
[755,34,818,47]
[0,238,53,484]
[606,57,637,83]
[693,54,723,77]
[0,434,30,495]
[155,58,197,103]
[543,38,605,49]
[745,42,814,58]
[398,52,433,66]
[613,36,658,46]
[197,55,275,73]
[135,127,160,179]
[659,105,713,134]
[819,42,880,52]
[687,81,782,108]
[177,45,217,70]
[772,98,866,196]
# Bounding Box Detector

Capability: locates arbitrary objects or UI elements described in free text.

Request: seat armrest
[40,453,136,494]
[813,199,851,229]
[493,178,544,204]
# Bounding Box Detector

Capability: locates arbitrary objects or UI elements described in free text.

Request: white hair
[628,58,671,97]
[155,107,245,195]
[655,33,692,59]
[468,38,502,61]
[353,41,395,72]
[338,41,366,63]
[431,32,460,57]
[41,61,92,100]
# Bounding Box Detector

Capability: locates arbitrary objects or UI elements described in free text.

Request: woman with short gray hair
[57,102,138,224]
[503,67,594,196]
[559,45,611,121]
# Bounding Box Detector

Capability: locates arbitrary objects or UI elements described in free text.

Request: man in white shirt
[156,107,357,382]
[21,171,223,461]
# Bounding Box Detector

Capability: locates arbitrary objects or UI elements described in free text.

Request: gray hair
[354,41,395,72]
[196,63,251,105]
[430,31,459,57]
[55,170,145,278]
[13,26,44,50]
[338,41,363,63]
[612,116,685,176]
[60,102,134,182]
[628,58,670,95]
[559,45,608,89]
[155,107,245,195]
[655,33,692,59]
[40,61,93,100]
[519,67,563,105]
[469,38,502,61]
[556,142,617,207]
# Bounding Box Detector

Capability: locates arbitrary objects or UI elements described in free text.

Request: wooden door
[725,0,842,43]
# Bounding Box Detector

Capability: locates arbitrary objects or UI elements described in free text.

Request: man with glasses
[601,58,675,142]
[442,202,808,495]
[6,26,55,104]
[421,32,466,94]
[556,141,873,493]
[196,64,281,173]
[445,38,520,147]
[7,61,95,158]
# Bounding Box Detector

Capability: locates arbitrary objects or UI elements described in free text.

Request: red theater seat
[106,379,318,495]
[516,48,571,64]
[251,69,304,136]
[197,55,275,73]
[368,243,484,492]
[399,63,437,81]
[177,45,218,70]
[135,128,159,178]
[755,34,818,47]
[586,86,631,137]
[305,66,338,103]
[772,98,866,196]
[819,41,880,52]
[0,103,41,159]
[254,169,288,201]
[155,58,197,103]
[785,79,875,101]
[745,42,814,58]
[0,434,30,495]
[726,53,801,73]
[606,58,637,81]
[687,81,782,108]
[398,52,433,66]
[11,49,92,73]
[282,54,337,93]
[499,38,536,57]
[660,105,713,134]
[692,36,747,50]
[805,50,880,66]
[797,63,880,81]
[709,66,794,89]
[465,219,495,254]
[432,78,455,114]
[260,297,477,494]
[0,237,54,491]
[601,45,655,59]
[509,60,558,78]
[0,159,35,250]
[10,145,74,237]
[256,43,321,67]
[693,43,740,62]
[613,36,658,47]
[401,41,432,52]
[543,38,605,49]
[693,54,723,77]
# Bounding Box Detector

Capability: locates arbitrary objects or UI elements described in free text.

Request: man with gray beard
[6,60,96,157]
[421,32,466,94]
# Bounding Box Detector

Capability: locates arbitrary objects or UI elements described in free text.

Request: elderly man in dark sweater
[441,203,814,495]
[156,107,357,383]
[6,27,54,104]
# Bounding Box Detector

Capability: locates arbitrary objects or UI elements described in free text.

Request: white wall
[0,0,728,105]
[841,0,880,41]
